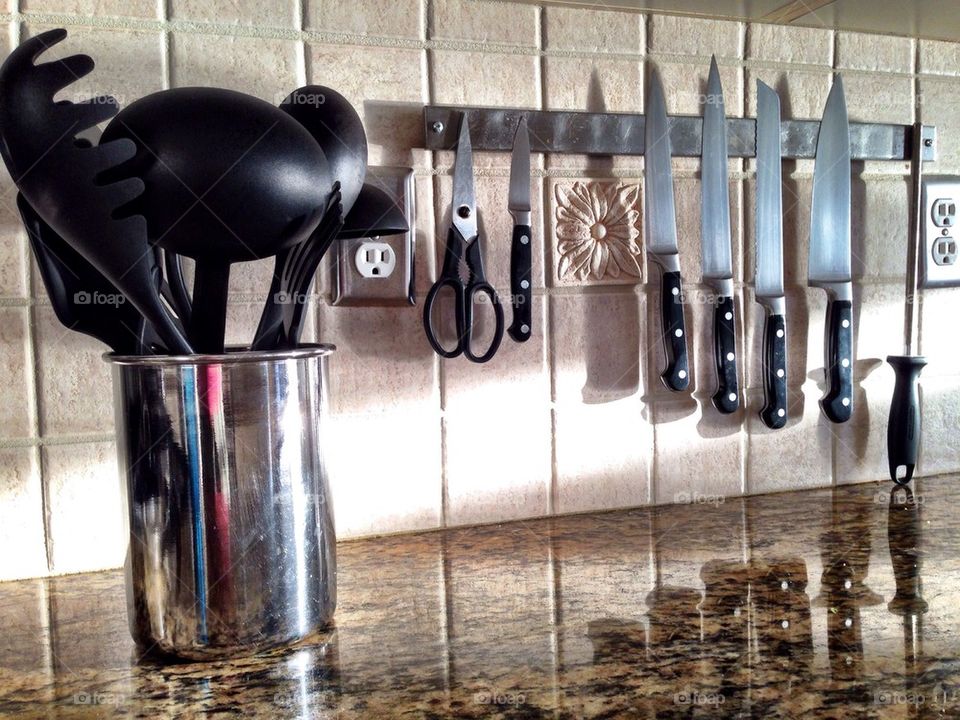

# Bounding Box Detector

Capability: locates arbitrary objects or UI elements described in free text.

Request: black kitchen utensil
[18,193,162,354]
[251,86,368,350]
[99,86,332,353]
[0,29,192,354]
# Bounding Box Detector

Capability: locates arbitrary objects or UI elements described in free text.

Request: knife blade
[809,76,853,423]
[507,116,532,343]
[701,56,739,414]
[645,66,689,392]
[755,80,788,429]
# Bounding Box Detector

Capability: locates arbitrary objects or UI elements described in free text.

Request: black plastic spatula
[0,29,192,354]
[19,193,162,354]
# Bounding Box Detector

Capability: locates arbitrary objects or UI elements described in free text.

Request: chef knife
[701,56,739,413]
[809,76,853,423]
[755,80,788,429]
[645,67,689,391]
[507,116,533,343]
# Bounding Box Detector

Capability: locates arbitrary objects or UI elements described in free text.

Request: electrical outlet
[332,167,415,306]
[921,177,960,288]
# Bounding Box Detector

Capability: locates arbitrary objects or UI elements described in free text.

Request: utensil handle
[507,223,533,343]
[886,354,927,484]
[760,312,788,429]
[711,295,739,413]
[659,270,689,391]
[820,299,854,423]
[189,262,230,354]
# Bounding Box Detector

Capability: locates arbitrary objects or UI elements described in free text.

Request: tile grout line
[422,0,448,530]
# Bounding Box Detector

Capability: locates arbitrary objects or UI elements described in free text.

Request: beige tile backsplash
[1,0,959,580]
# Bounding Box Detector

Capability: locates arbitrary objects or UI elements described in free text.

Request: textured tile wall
[1,0,959,580]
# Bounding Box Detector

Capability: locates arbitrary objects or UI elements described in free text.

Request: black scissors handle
[423,275,465,359]
[423,228,504,363]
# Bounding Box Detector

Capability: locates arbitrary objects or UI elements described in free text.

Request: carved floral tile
[552,181,643,286]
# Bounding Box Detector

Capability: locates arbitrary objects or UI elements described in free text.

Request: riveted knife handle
[507,223,532,343]
[886,355,926,485]
[711,295,739,414]
[760,313,788,429]
[821,300,854,423]
[660,270,689,391]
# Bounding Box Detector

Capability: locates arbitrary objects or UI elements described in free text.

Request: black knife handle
[821,300,854,423]
[886,355,927,485]
[660,270,689,391]
[507,223,532,343]
[711,295,739,414]
[760,313,788,429]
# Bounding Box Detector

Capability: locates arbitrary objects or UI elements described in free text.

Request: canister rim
[103,343,336,366]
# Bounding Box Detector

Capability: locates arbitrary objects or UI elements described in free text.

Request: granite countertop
[1,476,958,718]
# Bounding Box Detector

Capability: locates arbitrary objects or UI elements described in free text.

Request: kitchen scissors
[423,113,504,363]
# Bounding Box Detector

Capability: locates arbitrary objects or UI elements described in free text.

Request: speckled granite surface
[1,476,958,718]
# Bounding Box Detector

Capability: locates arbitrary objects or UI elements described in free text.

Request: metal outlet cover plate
[332,166,416,306]
[921,175,960,289]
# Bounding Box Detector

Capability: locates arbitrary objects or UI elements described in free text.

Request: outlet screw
[432,121,444,134]
[924,138,933,147]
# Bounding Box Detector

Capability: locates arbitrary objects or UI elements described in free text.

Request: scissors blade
[452,113,477,241]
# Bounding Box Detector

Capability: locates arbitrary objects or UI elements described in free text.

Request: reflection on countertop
[1,476,959,718]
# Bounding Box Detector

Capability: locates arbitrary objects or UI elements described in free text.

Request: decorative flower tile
[553,181,643,285]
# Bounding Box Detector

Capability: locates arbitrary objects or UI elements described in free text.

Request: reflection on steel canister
[107,345,337,660]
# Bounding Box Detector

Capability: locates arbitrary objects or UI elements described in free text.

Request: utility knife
[701,56,739,413]
[507,116,533,343]
[755,80,788,429]
[645,67,689,391]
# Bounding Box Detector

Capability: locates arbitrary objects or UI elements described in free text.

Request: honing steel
[645,67,689,391]
[423,113,504,363]
[507,116,533,343]
[0,29,192,354]
[100,86,331,354]
[808,76,853,423]
[755,80,788,429]
[886,123,928,484]
[701,56,739,413]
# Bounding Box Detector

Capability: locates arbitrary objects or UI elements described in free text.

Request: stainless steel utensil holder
[106,345,337,660]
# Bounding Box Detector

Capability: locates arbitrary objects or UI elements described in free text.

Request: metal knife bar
[423,106,937,162]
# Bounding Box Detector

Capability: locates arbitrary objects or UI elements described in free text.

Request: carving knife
[701,56,739,413]
[809,76,853,423]
[507,116,532,342]
[755,80,788,429]
[645,67,689,391]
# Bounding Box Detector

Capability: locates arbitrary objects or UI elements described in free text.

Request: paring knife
[645,67,689,391]
[809,76,853,423]
[507,116,533,343]
[701,56,739,413]
[755,80,788,429]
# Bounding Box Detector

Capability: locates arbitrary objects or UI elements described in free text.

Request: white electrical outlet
[921,177,960,288]
[332,167,415,306]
